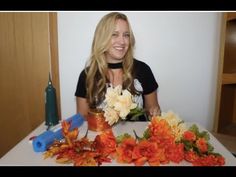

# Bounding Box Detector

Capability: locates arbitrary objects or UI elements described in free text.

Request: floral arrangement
[43,111,225,166]
[182,124,225,166]
[103,85,144,125]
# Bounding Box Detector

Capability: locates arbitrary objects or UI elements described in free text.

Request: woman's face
[105,19,130,63]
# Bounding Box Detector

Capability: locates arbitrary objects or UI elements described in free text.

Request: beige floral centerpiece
[103,85,143,126]
[87,85,143,131]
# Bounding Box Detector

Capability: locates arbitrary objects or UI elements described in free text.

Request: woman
[75,12,161,121]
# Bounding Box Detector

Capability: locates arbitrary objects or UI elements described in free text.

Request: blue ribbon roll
[32,113,84,152]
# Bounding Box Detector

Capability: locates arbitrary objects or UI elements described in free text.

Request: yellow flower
[155,111,187,141]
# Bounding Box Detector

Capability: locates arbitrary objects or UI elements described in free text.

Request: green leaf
[182,139,193,151]
[189,124,199,135]
[130,107,144,114]
[208,152,223,157]
[129,112,145,121]
[198,131,210,141]
[116,133,131,144]
[143,128,150,139]
[128,107,147,121]
[188,124,210,141]
[207,142,214,153]
[129,107,145,115]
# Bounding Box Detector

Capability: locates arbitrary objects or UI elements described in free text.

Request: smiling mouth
[114,46,125,51]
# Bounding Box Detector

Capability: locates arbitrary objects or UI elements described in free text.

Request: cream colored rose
[104,106,120,125]
[103,85,137,125]
[105,86,119,107]
[114,90,137,119]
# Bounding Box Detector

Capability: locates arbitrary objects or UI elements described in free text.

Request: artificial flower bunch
[43,111,225,166]
[103,85,143,125]
[114,111,188,165]
[43,120,115,166]
[181,124,225,166]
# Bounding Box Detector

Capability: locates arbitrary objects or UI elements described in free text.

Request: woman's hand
[149,106,161,117]
[144,91,161,118]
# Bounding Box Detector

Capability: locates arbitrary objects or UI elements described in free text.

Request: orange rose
[196,138,208,153]
[183,131,196,141]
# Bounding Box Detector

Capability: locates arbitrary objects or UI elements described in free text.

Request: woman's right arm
[76,97,89,120]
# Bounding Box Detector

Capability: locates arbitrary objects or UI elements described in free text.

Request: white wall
[57,11,222,131]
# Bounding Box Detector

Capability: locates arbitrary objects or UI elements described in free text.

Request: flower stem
[133,130,142,141]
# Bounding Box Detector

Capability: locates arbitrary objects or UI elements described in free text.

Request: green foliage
[207,142,214,153]
[189,124,210,141]
[129,107,146,121]
[116,133,131,144]
[182,139,193,151]
[143,128,150,140]
[182,124,216,156]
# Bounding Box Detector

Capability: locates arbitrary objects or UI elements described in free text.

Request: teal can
[45,73,59,126]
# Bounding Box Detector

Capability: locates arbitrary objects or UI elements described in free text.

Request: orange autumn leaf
[61,120,79,146]
[43,140,70,159]
[73,151,112,166]
[61,120,71,136]
[74,137,92,151]
[74,151,98,166]
[56,148,77,164]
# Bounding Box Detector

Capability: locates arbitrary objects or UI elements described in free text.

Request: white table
[1,121,236,166]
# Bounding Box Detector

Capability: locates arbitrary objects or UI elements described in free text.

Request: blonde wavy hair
[85,12,137,107]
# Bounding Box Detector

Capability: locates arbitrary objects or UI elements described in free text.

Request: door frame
[49,13,61,119]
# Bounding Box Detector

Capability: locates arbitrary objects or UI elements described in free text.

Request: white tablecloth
[1,121,236,166]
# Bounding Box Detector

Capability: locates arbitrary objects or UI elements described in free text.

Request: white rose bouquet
[103,85,145,126]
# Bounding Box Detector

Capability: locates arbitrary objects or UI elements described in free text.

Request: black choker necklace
[108,62,123,69]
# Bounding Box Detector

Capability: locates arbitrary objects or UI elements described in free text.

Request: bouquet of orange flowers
[115,111,225,166]
[181,124,225,166]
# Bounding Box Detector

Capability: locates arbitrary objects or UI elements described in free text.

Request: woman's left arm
[144,90,161,117]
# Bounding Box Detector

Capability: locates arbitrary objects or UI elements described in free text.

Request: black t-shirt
[75,59,158,120]
[75,59,158,96]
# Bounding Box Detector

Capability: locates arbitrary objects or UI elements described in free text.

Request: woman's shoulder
[79,69,86,76]
[79,66,89,76]
[133,58,151,70]
[78,68,88,81]
[134,58,145,65]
